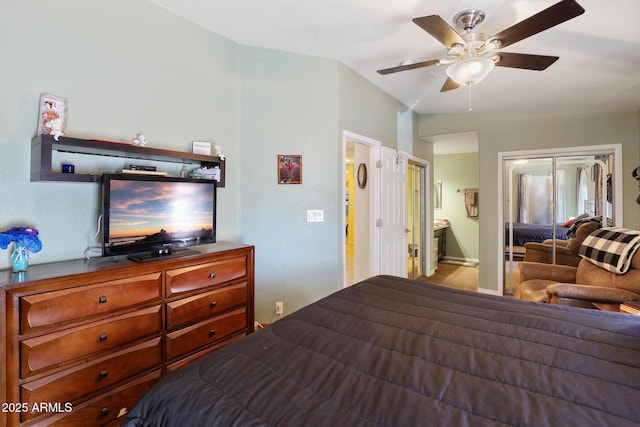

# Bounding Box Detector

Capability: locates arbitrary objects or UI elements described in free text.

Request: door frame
[407,155,431,279]
[497,143,623,296]
[341,130,381,288]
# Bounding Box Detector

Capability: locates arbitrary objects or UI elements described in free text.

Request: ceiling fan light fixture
[446,57,495,85]
[488,39,503,49]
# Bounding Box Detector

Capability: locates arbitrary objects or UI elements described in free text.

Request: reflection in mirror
[503,152,616,295]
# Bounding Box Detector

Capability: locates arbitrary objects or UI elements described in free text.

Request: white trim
[341,130,382,289]
[497,143,623,296]
[407,155,432,279]
[406,154,428,166]
[343,130,383,149]
[495,143,621,158]
[441,256,479,264]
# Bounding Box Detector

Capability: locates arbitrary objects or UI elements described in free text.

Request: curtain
[517,173,531,223]
[517,171,565,224]
[576,167,589,215]
[593,163,603,216]
[555,170,565,222]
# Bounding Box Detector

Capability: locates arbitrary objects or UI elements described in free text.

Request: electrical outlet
[275,301,284,315]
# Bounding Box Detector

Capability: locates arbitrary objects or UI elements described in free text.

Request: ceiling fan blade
[440,77,459,92]
[377,59,439,75]
[488,0,585,49]
[495,52,559,70]
[412,15,466,48]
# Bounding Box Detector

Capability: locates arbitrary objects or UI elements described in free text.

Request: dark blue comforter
[506,223,570,246]
[123,275,640,426]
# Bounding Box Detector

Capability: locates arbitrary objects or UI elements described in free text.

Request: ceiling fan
[377,0,585,93]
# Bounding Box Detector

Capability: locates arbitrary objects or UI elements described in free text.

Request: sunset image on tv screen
[107,180,214,245]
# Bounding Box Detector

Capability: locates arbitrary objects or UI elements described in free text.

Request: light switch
[307,209,324,222]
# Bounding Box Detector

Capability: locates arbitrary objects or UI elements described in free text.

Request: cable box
[117,169,168,176]
[128,164,157,171]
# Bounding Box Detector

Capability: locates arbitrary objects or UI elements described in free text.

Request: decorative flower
[0,227,42,254]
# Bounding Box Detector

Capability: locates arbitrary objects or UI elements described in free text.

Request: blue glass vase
[11,242,29,272]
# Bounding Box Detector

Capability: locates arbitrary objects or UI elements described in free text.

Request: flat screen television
[102,173,216,261]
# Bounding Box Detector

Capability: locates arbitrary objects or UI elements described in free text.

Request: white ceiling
[149,0,640,115]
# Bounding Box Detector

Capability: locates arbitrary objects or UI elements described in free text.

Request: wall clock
[357,163,367,189]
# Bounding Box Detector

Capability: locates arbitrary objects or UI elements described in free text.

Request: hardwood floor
[420,262,479,292]
[420,261,522,295]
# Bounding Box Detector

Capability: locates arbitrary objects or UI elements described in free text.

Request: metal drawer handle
[210,301,217,308]
[98,296,107,304]
[209,272,216,279]
[99,333,108,342]
[99,370,109,380]
[99,408,109,418]
[208,329,216,338]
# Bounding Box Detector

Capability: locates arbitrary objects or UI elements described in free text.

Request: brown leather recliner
[522,221,600,267]
[516,249,640,308]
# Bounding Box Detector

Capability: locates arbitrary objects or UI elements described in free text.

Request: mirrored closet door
[501,146,621,295]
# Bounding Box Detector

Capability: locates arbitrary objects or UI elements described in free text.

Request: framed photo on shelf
[278,154,302,184]
[37,93,67,137]
[192,141,212,155]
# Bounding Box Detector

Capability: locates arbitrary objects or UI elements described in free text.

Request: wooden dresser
[0,242,254,426]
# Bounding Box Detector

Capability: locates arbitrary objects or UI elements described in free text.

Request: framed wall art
[37,93,67,139]
[278,155,302,184]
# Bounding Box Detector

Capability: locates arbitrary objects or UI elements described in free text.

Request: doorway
[342,131,431,287]
[430,131,480,273]
[408,160,427,279]
[343,131,380,287]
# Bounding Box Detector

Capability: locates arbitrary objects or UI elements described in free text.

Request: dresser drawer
[20,338,162,422]
[38,370,161,426]
[165,255,247,297]
[166,334,244,374]
[21,305,162,378]
[166,281,247,331]
[166,307,246,361]
[20,272,162,335]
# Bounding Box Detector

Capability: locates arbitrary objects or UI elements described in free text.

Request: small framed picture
[278,155,302,184]
[192,141,212,155]
[37,93,67,137]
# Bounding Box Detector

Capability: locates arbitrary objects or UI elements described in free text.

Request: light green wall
[434,153,479,259]
[337,64,404,148]
[0,0,241,265]
[419,112,640,292]
[237,56,410,322]
[1,1,411,323]
[237,46,341,322]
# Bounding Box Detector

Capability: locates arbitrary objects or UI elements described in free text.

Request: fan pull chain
[467,84,473,112]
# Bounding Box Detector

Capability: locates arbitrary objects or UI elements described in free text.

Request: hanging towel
[464,188,479,217]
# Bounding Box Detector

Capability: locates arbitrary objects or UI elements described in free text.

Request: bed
[506,223,570,246]
[123,275,640,426]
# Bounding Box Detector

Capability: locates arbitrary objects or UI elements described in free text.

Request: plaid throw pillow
[578,227,640,274]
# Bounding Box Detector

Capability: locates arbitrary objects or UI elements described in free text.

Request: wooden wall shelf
[31,135,226,187]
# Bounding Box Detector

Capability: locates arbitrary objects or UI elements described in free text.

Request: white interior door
[380,147,408,277]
